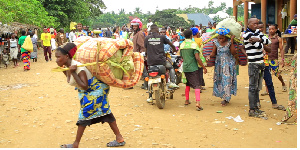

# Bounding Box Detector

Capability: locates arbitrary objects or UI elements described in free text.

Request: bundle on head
[200,17,247,67]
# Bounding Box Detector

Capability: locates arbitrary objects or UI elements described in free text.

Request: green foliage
[0,0,58,27]
[150,9,194,29]
[38,0,106,29]
[213,16,223,23]
[203,1,227,14]
[226,4,250,23]
[0,0,247,31]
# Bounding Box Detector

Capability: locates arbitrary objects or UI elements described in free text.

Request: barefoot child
[55,43,125,148]
[180,29,207,111]
[207,31,237,106]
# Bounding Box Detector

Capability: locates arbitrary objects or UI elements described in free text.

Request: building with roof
[233,0,297,33]
[176,13,214,26]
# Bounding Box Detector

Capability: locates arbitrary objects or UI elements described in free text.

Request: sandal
[282,86,287,92]
[261,91,269,96]
[60,144,73,148]
[196,106,203,111]
[184,100,191,105]
[107,140,126,147]
[221,100,229,106]
[272,105,286,111]
[196,103,203,111]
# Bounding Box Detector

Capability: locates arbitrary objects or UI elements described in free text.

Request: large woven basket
[73,37,144,88]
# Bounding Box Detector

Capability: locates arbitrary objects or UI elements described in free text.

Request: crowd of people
[0,15,297,148]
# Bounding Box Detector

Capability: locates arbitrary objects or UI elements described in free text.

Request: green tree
[38,0,106,28]
[213,16,223,23]
[208,0,214,8]
[0,0,58,27]
[119,8,125,15]
[226,4,250,23]
[150,9,194,29]
[134,7,142,14]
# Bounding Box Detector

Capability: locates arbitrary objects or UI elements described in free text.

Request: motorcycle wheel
[175,72,182,85]
[169,93,173,99]
[155,82,165,109]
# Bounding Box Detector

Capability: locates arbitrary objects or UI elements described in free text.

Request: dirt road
[0,50,297,148]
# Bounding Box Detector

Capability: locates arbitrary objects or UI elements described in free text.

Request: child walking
[55,43,125,148]
[180,29,207,111]
[207,32,237,106]
[1,48,9,68]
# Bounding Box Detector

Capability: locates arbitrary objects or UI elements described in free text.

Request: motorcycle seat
[148,65,166,75]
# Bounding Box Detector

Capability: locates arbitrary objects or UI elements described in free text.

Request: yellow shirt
[194,38,203,49]
[41,33,51,46]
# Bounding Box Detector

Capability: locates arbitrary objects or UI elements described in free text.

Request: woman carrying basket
[55,43,125,148]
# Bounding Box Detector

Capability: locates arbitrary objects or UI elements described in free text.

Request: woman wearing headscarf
[191,27,206,91]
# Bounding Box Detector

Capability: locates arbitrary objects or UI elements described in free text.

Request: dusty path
[0,49,297,148]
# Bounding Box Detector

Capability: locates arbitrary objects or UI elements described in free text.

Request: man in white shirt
[69,27,76,43]
[147,19,153,32]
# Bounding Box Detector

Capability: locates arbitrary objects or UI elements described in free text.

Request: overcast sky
[102,0,236,14]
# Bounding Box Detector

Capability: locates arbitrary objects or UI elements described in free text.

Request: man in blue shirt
[160,29,171,52]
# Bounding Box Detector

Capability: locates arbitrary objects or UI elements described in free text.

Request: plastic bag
[211,17,242,38]
[21,35,33,52]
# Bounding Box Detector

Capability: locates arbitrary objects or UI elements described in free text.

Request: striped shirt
[243,28,271,64]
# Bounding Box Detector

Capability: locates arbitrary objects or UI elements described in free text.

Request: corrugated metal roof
[186,13,214,26]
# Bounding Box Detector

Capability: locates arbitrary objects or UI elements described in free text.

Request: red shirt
[172,35,178,41]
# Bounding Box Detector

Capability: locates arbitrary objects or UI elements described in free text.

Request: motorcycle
[146,64,177,109]
[171,54,183,85]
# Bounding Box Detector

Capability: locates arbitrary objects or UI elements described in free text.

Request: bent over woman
[55,43,125,148]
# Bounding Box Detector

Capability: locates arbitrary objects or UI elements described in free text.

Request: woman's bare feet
[221,100,229,106]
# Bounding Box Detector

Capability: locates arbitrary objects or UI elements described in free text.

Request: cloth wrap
[73,36,144,88]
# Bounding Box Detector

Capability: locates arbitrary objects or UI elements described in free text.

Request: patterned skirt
[213,56,237,101]
[21,52,30,70]
[76,77,114,126]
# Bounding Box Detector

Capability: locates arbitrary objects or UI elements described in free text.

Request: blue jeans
[263,66,277,104]
[248,63,265,110]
